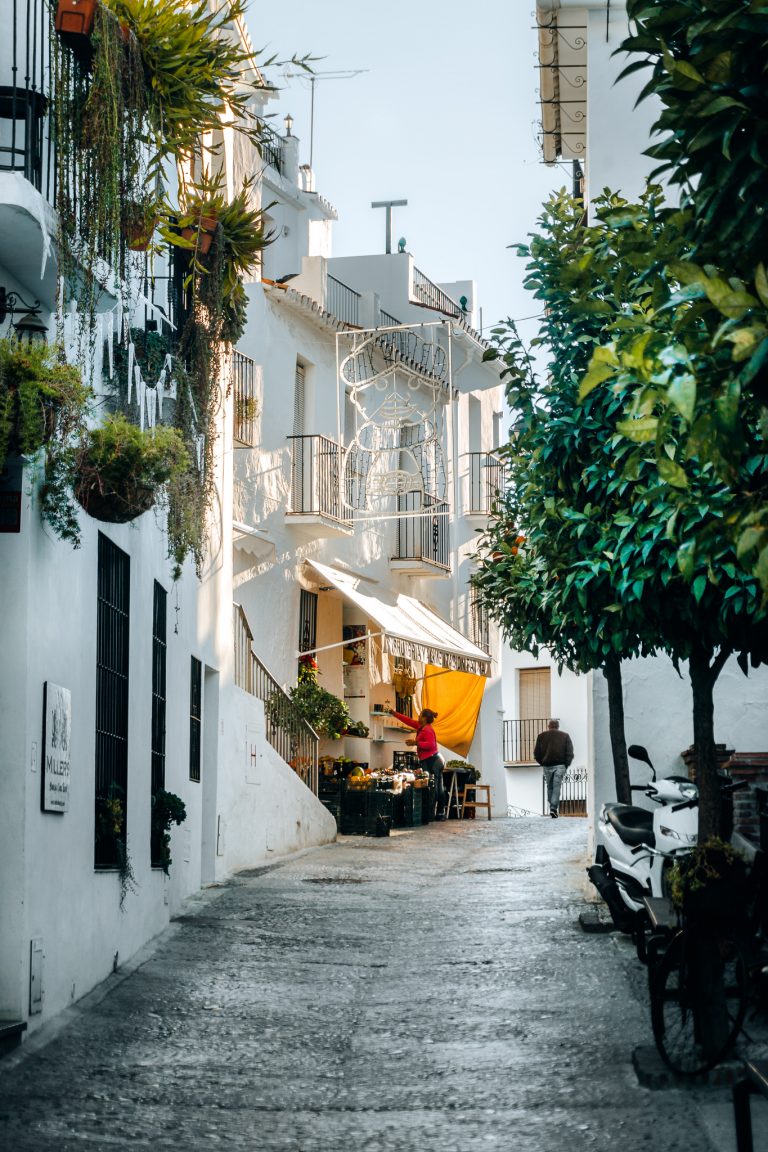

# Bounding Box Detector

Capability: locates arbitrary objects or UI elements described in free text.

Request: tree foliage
[475,191,768,828]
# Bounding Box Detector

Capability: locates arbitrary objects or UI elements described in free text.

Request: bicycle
[646,844,768,1077]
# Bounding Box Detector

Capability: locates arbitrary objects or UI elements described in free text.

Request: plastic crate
[401,787,422,827]
[339,787,393,835]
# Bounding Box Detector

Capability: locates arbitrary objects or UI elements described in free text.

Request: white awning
[304,559,491,677]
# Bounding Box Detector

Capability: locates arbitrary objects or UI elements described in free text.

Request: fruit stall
[318,752,437,835]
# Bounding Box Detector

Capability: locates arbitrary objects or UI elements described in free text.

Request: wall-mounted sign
[42,683,71,813]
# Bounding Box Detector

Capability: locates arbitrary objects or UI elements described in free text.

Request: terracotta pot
[124,217,158,252]
[55,0,98,36]
[182,226,214,255]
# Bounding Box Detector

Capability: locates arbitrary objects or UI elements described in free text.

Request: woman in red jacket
[388,707,446,819]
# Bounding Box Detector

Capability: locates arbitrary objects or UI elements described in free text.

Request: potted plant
[94,784,137,909]
[668,837,748,923]
[0,339,87,472]
[150,789,187,874]
[74,413,189,523]
[122,198,161,252]
[288,671,351,740]
[55,0,98,37]
[446,759,480,783]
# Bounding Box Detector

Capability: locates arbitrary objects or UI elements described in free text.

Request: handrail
[412,267,461,317]
[327,275,361,326]
[233,603,319,794]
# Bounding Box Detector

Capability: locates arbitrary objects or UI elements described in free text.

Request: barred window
[470,596,490,655]
[189,657,202,783]
[95,534,130,869]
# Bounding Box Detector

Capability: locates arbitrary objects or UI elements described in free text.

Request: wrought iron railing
[258,119,282,172]
[0,0,55,198]
[468,452,506,514]
[412,267,460,317]
[287,434,349,523]
[233,603,319,795]
[394,492,450,570]
[232,350,258,446]
[378,308,400,328]
[541,765,587,816]
[327,275,360,326]
[503,718,550,764]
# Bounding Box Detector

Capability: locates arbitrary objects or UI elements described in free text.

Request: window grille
[95,534,130,868]
[299,589,318,674]
[189,657,202,783]
[470,596,490,655]
[151,582,167,794]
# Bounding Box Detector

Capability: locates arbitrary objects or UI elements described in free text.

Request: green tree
[477,191,767,834]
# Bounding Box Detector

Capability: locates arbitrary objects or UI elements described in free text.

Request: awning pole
[297,632,384,659]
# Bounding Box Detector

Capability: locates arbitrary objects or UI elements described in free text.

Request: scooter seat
[604,803,656,849]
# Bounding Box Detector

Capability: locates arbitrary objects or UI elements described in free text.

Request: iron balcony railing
[1,0,55,198]
[468,452,506,514]
[395,492,450,570]
[288,434,349,524]
[503,718,550,764]
[327,275,360,326]
[233,603,319,795]
[232,350,258,447]
[258,119,282,173]
[412,267,460,317]
[541,765,587,817]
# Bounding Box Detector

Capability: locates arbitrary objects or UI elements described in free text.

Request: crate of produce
[422,782,436,824]
[393,750,419,773]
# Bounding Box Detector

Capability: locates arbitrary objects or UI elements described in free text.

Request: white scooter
[587,744,699,933]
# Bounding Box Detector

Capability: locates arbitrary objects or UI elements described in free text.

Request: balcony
[467,452,506,516]
[503,718,549,765]
[258,119,283,173]
[286,434,353,536]
[412,267,460,317]
[327,275,360,326]
[390,492,450,577]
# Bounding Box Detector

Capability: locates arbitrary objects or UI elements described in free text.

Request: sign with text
[42,683,71,813]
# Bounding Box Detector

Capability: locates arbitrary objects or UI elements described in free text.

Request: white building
[0,2,511,1051]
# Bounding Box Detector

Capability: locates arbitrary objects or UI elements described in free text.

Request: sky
[249,0,565,337]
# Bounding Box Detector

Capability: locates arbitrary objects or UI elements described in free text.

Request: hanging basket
[75,478,157,524]
[55,0,98,37]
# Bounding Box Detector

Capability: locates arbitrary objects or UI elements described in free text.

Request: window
[189,657,202,782]
[95,534,130,868]
[519,668,551,722]
[151,582,167,795]
[298,589,318,674]
[293,360,306,436]
[470,596,490,655]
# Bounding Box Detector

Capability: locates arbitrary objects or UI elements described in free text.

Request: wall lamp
[0,286,48,343]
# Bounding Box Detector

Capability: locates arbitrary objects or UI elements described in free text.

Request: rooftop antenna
[371,200,408,254]
[283,69,368,170]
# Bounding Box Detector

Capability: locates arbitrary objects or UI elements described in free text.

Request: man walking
[534,719,574,818]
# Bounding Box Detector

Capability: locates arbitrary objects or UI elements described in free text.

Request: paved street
[1,816,766,1152]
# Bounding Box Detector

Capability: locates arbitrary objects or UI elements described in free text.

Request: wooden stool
[461,783,492,820]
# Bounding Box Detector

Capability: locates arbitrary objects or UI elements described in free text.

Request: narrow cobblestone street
[0,817,764,1151]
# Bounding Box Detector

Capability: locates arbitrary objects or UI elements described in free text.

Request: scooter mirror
[627,744,656,780]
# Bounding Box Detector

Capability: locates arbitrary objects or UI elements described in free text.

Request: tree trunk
[603,654,631,805]
[688,643,730,841]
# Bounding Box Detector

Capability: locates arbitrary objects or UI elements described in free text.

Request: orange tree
[475,190,768,831]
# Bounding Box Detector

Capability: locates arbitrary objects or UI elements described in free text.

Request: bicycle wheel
[650,930,748,1076]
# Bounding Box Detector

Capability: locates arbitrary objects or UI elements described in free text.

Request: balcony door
[518,668,551,762]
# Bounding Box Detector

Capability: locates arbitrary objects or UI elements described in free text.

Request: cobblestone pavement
[1,816,766,1151]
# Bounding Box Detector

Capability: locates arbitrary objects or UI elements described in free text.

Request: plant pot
[124,219,157,252]
[75,478,157,523]
[55,0,98,36]
[182,227,214,255]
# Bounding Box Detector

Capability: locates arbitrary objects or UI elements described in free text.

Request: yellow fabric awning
[422,664,485,759]
[304,559,491,677]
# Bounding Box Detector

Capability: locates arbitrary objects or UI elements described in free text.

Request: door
[518,668,551,762]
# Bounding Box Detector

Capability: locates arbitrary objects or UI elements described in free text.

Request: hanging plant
[150,789,186,874]
[73,413,189,523]
[0,338,88,472]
